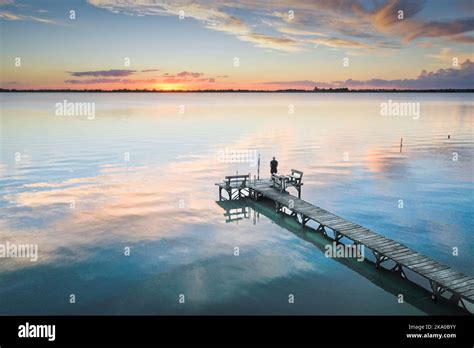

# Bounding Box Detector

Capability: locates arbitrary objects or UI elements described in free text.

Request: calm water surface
[0,93,472,315]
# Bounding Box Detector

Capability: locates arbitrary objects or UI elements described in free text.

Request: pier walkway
[216,174,474,310]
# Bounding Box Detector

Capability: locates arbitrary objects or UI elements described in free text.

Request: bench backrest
[224,174,249,187]
[291,169,303,178]
[291,169,303,183]
[225,175,249,180]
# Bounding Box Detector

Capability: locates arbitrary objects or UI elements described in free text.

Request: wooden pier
[216,173,474,311]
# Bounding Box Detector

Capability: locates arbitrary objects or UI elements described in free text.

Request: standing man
[270,156,278,175]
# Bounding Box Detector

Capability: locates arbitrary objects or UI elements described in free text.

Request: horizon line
[2,88,474,93]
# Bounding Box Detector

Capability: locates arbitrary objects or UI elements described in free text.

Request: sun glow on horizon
[155,84,185,91]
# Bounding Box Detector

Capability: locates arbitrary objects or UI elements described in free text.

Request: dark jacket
[270,159,278,174]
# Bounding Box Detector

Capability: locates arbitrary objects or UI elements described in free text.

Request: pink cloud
[263,60,474,90]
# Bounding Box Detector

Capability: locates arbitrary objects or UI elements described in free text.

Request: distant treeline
[1,88,473,93]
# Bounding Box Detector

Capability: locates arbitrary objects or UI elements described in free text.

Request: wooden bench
[272,169,303,197]
[271,173,289,192]
[216,174,250,200]
[224,174,249,188]
[287,169,303,187]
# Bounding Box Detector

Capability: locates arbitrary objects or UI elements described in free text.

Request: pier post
[389,263,406,278]
[257,153,260,180]
[275,201,281,213]
[429,281,446,302]
[430,280,439,301]
[315,224,325,233]
[300,215,310,227]
[374,251,381,269]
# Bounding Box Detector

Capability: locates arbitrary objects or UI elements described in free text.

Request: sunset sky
[1,0,473,90]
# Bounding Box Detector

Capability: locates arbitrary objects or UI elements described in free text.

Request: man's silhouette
[270,157,278,175]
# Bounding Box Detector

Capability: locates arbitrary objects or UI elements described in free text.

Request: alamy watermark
[0,242,38,262]
[55,99,95,120]
[380,99,420,120]
[18,322,55,341]
[217,148,258,166]
[325,242,365,262]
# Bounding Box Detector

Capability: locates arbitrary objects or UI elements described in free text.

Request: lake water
[0,93,472,315]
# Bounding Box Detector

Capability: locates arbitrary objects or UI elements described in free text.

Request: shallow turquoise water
[0,93,472,314]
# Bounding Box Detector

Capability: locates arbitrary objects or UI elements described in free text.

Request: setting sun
[155,83,185,91]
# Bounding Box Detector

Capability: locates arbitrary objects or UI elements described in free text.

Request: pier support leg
[302,216,310,227]
[373,251,388,269]
[448,293,462,306]
[429,280,446,302]
[389,263,407,279]
[458,298,468,311]
[297,214,310,227]
[249,188,259,201]
[430,280,439,301]
[275,202,282,213]
[315,224,326,235]
[374,252,381,269]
